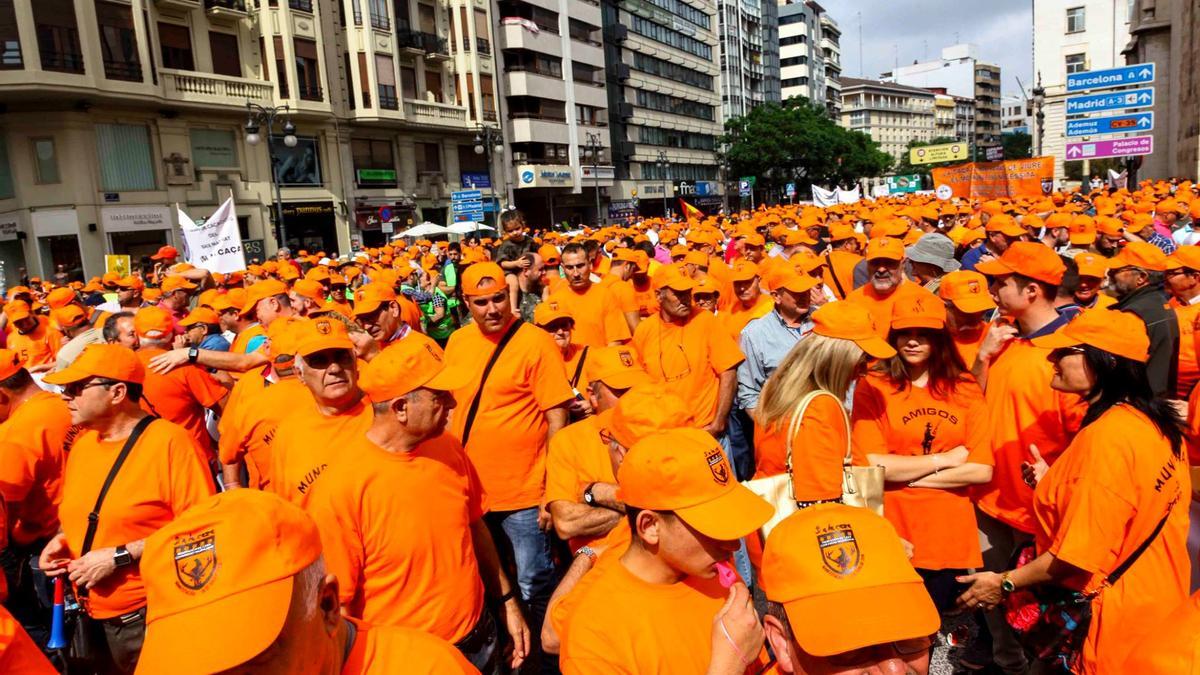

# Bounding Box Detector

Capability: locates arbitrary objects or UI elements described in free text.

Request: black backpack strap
[825,252,848,299]
[570,346,589,389]
[79,416,156,556]
[1107,508,1172,585]
[461,320,523,447]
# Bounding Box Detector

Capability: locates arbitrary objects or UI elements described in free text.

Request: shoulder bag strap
[783,390,830,500]
[461,320,524,447]
[79,415,156,556]
[824,252,848,299]
[570,346,590,390]
[1106,508,1172,586]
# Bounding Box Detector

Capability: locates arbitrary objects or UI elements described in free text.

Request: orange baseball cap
[46,287,76,310]
[829,223,859,242]
[1108,240,1168,272]
[180,307,221,328]
[115,275,145,291]
[44,344,145,386]
[811,302,896,359]
[4,300,32,323]
[651,266,697,292]
[742,233,766,248]
[294,317,354,357]
[1167,245,1200,272]
[1032,308,1149,362]
[890,287,945,331]
[290,279,326,304]
[938,270,996,314]
[212,288,247,313]
[150,245,179,261]
[161,276,197,295]
[359,336,471,401]
[460,262,506,296]
[1068,215,1097,245]
[533,301,573,327]
[609,385,693,450]
[240,279,289,317]
[730,261,761,282]
[985,214,1027,238]
[617,428,772,540]
[1073,252,1110,279]
[768,269,819,294]
[51,304,88,330]
[304,265,331,282]
[265,317,301,359]
[0,350,21,380]
[352,283,397,316]
[759,503,939,657]
[683,250,709,267]
[134,306,175,338]
[975,242,1066,285]
[791,249,826,274]
[538,244,561,265]
[137,490,323,674]
[864,237,904,261]
[143,288,163,303]
[1096,216,1125,238]
[196,289,221,310]
[693,277,721,297]
[779,229,817,247]
[585,346,650,390]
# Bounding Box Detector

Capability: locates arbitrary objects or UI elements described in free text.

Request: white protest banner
[178,198,246,273]
[811,185,838,207]
[837,186,862,204]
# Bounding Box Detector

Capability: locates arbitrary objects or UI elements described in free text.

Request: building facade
[0,0,501,281]
[716,0,779,121]
[777,0,838,115]
[1122,0,1199,181]
[838,77,935,162]
[1001,94,1031,134]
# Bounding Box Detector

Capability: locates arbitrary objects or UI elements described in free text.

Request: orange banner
[931,156,1055,200]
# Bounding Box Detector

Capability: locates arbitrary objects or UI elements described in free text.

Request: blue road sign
[452,199,483,213]
[1066,63,1155,93]
[739,180,751,197]
[451,190,482,202]
[785,182,796,197]
[1066,88,1154,116]
[1065,112,1154,137]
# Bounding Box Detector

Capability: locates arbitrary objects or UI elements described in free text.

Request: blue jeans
[722,408,756,482]
[485,507,560,673]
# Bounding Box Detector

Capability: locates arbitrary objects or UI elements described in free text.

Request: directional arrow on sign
[1067,146,1082,158]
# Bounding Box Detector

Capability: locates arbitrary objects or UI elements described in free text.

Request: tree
[889,137,962,185]
[719,98,892,199]
[1001,131,1033,160]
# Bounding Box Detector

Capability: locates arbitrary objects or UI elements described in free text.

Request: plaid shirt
[1146,231,1177,255]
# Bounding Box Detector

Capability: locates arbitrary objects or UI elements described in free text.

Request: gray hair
[294,557,326,623]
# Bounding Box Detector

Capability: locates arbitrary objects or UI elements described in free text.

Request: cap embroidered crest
[705,445,730,485]
[316,320,331,335]
[967,280,980,293]
[174,530,217,592]
[618,349,634,367]
[818,523,862,577]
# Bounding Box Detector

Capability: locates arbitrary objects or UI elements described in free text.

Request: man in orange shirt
[351,283,424,359]
[0,350,71,642]
[1166,246,1200,399]
[136,490,479,674]
[217,289,267,355]
[554,428,771,674]
[4,301,60,371]
[938,270,996,369]
[723,261,774,338]
[444,262,574,662]
[822,223,863,300]
[846,238,926,337]
[549,244,632,347]
[309,338,529,672]
[287,278,329,317]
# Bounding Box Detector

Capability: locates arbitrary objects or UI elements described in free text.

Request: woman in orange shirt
[851,289,993,613]
[959,309,1191,674]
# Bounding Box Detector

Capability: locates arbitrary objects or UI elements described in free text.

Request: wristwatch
[582,482,598,507]
[1000,573,1016,595]
[187,346,200,363]
[113,545,133,568]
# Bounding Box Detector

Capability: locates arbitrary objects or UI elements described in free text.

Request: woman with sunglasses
[958,309,1190,674]
[533,302,592,419]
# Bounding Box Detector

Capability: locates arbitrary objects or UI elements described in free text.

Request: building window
[415,142,441,173]
[1065,53,1086,75]
[0,133,11,199]
[351,138,396,187]
[34,0,84,74]
[375,54,396,108]
[293,38,321,100]
[273,36,289,97]
[209,32,241,77]
[1066,6,1085,33]
[628,16,711,60]
[357,52,371,107]
[96,124,156,192]
[270,136,322,186]
[158,23,193,71]
[32,138,60,184]
[0,0,22,69]
[480,74,496,119]
[418,3,437,33]
[426,68,443,102]
[779,12,806,25]
[369,0,390,30]
[96,1,141,81]
[632,53,712,90]
[635,89,714,121]
[780,34,806,46]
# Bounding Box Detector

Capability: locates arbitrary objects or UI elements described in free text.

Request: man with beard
[1095,217,1126,257]
[1107,241,1179,397]
[4,301,60,371]
[548,244,631,348]
[845,238,926,338]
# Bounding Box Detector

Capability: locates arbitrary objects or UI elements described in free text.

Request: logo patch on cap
[705,445,730,485]
[817,523,861,578]
[967,280,980,293]
[174,529,217,592]
[316,320,332,335]
[618,349,634,367]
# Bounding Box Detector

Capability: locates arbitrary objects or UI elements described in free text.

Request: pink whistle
[715,561,739,588]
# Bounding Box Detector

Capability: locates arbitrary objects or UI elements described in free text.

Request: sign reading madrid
[1065,88,1154,115]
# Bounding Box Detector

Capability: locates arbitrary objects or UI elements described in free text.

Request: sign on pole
[1065,112,1154,137]
[178,198,246,273]
[1066,63,1155,93]
[885,174,922,194]
[738,180,752,197]
[784,183,796,197]
[1065,136,1153,161]
[105,255,131,276]
[451,189,485,223]
[910,142,968,165]
[1065,88,1154,115]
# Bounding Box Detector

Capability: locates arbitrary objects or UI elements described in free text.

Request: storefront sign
[461,172,491,188]
[243,239,265,261]
[516,164,575,189]
[0,216,18,241]
[356,168,397,184]
[190,129,238,168]
[101,205,171,233]
[281,201,335,218]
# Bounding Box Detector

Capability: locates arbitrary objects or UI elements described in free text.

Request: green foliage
[1001,131,1033,160]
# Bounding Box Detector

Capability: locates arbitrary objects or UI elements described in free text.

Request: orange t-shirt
[544,410,631,553]
[58,420,215,619]
[850,373,993,570]
[269,396,373,509]
[217,376,309,490]
[722,294,774,339]
[0,605,56,674]
[136,347,227,462]
[846,281,927,337]
[445,320,575,511]
[230,323,266,354]
[631,311,744,428]
[398,295,424,333]
[975,337,1087,533]
[631,279,658,318]
[341,618,479,674]
[555,555,766,674]
[308,434,487,643]
[1176,302,1200,399]
[1121,590,1200,673]
[548,283,633,347]
[1032,404,1192,674]
[823,250,863,300]
[951,326,988,370]
[753,392,862,501]
[0,392,71,545]
[7,318,60,367]
[561,343,590,393]
[599,276,639,316]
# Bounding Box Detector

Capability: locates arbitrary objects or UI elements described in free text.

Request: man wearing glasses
[1107,241,1178,398]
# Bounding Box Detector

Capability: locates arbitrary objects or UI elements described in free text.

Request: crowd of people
[2,179,1200,674]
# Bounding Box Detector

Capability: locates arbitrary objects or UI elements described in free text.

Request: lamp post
[244,102,298,250]
[1031,72,1046,158]
[583,132,603,226]
[717,141,730,215]
[656,150,670,220]
[474,125,505,226]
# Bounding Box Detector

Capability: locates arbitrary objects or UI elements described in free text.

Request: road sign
[784,182,796,197]
[985,146,1004,161]
[1065,112,1154,137]
[1065,135,1153,161]
[886,174,921,194]
[1066,88,1154,116]
[451,190,482,202]
[739,176,756,187]
[739,180,752,197]
[377,206,393,222]
[1066,63,1155,93]
[452,199,484,213]
[910,142,968,165]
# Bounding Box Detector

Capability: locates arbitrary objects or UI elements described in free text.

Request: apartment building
[716,0,779,120]
[0,0,490,281]
[777,0,839,115]
[883,43,1001,154]
[838,77,936,162]
[602,0,726,216]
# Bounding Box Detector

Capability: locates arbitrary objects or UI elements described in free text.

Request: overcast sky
[819,0,1034,100]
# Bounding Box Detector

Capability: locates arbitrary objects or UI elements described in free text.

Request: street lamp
[1031,72,1046,158]
[474,125,505,225]
[656,150,670,220]
[583,132,603,226]
[717,141,730,215]
[244,102,298,250]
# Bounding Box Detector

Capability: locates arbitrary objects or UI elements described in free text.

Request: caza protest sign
[178,198,246,274]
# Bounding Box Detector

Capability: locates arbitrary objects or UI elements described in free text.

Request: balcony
[397,30,449,59]
[463,37,491,55]
[379,91,399,110]
[403,99,469,128]
[370,13,391,30]
[40,49,85,75]
[288,0,314,12]
[160,68,274,107]
[155,0,202,10]
[297,84,323,101]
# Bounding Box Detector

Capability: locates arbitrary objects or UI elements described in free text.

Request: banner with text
[178,198,246,273]
[931,157,1055,200]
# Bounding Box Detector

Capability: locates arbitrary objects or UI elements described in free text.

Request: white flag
[179,198,246,274]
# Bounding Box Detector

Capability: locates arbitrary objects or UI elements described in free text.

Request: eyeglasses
[825,635,933,667]
[61,379,116,399]
[302,349,355,370]
[657,341,693,382]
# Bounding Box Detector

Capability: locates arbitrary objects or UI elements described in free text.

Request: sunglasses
[825,636,932,667]
[302,349,355,370]
[61,379,116,399]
